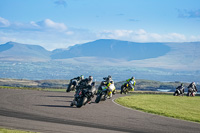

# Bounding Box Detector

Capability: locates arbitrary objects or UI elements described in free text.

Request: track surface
[0,89,200,133]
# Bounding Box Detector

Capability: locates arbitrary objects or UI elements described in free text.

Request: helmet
[103,77,107,80]
[107,77,112,82]
[108,75,112,79]
[192,82,195,85]
[89,76,93,81]
[181,83,184,86]
[80,75,84,80]
[131,77,135,80]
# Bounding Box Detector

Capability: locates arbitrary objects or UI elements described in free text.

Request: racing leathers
[126,78,136,91]
[104,78,116,98]
[71,76,94,106]
[176,84,184,94]
[188,82,197,94]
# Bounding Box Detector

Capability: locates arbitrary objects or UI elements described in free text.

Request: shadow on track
[35,104,73,108]
[45,95,74,98]
[54,100,71,102]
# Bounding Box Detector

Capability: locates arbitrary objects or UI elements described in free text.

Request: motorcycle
[66,79,78,92]
[173,89,184,96]
[187,88,197,97]
[70,82,96,108]
[120,81,134,94]
[95,79,116,103]
[95,85,108,103]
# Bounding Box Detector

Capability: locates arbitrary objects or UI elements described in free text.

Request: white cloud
[0,18,95,50]
[35,19,67,31]
[98,29,188,42]
[0,17,200,51]
[0,18,67,32]
[164,33,186,41]
[0,17,10,27]
[0,36,16,43]
[190,35,200,41]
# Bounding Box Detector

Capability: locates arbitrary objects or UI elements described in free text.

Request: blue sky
[0,0,200,50]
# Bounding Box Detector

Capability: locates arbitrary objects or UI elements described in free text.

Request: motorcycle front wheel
[95,94,102,103]
[76,97,84,108]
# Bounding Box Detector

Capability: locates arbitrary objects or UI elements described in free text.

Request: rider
[77,75,93,90]
[176,83,185,95]
[103,75,116,98]
[71,76,94,106]
[71,75,84,84]
[187,82,197,95]
[67,75,84,92]
[121,76,136,94]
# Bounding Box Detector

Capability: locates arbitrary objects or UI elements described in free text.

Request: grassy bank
[0,86,42,91]
[0,86,67,92]
[0,127,37,133]
[115,94,200,123]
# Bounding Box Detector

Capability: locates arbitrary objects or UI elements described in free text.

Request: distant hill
[0,42,51,61]
[1,78,199,92]
[51,39,170,60]
[1,40,200,71]
[0,39,171,61]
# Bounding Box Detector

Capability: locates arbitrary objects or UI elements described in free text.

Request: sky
[0,0,200,50]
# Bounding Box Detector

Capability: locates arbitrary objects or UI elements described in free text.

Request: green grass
[115,94,200,123]
[0,86,66,92]
[0,86,42,91]
[0,127,37,133]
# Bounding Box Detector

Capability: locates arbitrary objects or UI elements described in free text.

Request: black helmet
[89,76,93,81]
[108,75,112,79]
[107,77,111,82]
[131,77,135,80]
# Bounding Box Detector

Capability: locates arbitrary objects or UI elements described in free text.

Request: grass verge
[0,86,66,92]
[115,94,200,123]
[0,127,37,133]
[0,86,42,91]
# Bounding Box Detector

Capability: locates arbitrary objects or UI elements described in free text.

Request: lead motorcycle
[120,80,135,94]
[70,82,96,108]
[173,89,184,96]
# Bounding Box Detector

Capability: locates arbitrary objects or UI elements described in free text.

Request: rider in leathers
[67,75,84,92]
[187,82,197,96]
[175,83,185,95]
[120,77,136,94]
[103,75,116,98]
[71,75,84,86]
[71,76,94,106]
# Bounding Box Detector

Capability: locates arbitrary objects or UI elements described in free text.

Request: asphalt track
[0,89,200,133]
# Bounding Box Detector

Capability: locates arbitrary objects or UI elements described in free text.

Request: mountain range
[51,39,170,60]
[0,41,50,61]
[0,39,200,71]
